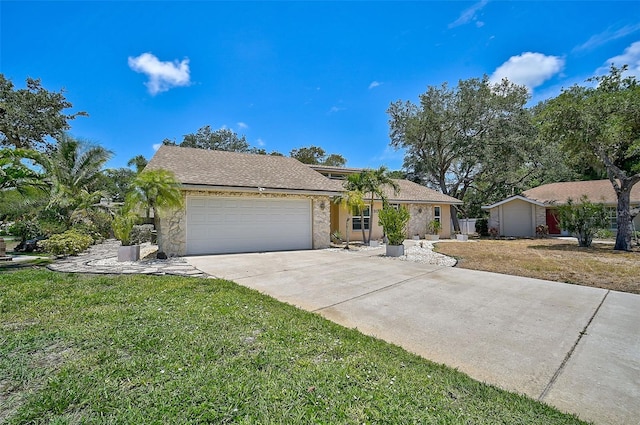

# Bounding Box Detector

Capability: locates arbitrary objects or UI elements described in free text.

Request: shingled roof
[147,145,463,203]
[146,145,340,193]
[384,180,462,204]
[523,180,640,205]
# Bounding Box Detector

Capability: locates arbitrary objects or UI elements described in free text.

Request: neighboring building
[482,180,640,237]
[146,145,462,256]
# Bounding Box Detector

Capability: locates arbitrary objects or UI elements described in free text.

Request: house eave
[482,195,546,209]
[388,198,463,205]
[180,183,341,197]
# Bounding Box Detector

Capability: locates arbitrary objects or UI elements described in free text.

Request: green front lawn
[1,270,586,424]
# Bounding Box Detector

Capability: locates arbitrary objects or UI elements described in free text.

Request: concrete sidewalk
[187,248,640,425]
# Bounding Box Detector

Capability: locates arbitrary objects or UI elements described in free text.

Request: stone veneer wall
[407,204,429,238]
[158,204,187,256]
[312,197,331,249]
[158,190,331,256]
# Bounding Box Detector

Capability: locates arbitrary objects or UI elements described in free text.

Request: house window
[433,206,441,224]
[326,173,346,180]
[609,207,618,230]
[352,206,370,231]
[390,203,400,210]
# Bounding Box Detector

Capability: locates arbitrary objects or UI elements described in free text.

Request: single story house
[482,180,640,237]
[146,145,461,256]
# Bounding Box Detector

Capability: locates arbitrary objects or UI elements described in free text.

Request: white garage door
[502,200,534,237]
[186,196,312,255]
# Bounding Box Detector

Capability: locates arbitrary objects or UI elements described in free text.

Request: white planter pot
[425,234,439,241]
[412,235,420,240]
[118,245,140,262]
[368,240,380,247]
[386,244,404,257]
[456,234,469,241]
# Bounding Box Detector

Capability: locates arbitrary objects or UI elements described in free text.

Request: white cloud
[599,41,640,78]
[237,122,249,130]
[328,106,346,114]
[490,52,565,91]
[152,143,162,151]
[449,0,488,29]
[368,81,381,89]
[256,138,265,147]
[128,52,190,95]
[574,24,640,52]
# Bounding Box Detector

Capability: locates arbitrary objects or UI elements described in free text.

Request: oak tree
[0,74,86,150]
[387,76,540,227]
[539,66,640,251]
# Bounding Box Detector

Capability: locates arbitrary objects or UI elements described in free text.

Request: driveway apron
[187,249,640,425]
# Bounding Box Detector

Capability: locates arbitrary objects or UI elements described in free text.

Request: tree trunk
[449,205,460,233]
[153,207,161,250]
[345,217,350,249]
[614,183,633,251]
[367,196,374,245]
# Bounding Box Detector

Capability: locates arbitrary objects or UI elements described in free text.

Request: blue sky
[2,1,639,170]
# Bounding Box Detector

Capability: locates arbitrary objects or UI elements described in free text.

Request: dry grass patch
[435,238,640,294]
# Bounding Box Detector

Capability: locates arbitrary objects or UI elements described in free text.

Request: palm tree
[333,190,365,249]
[125,169,183,247]
[344,166,399,244]
[42,135,112,224]
[127,155,148,174]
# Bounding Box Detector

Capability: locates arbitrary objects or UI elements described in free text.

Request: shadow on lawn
[0,257,52,272]
[528,242,639,254]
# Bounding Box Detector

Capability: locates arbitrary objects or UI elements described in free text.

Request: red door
[546,209,561,234]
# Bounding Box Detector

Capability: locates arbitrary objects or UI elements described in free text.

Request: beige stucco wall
[489,207,500,232]
[334,200,385,242]
[439,205,453,238]
[157,190,330,256]
[334,201,453,242]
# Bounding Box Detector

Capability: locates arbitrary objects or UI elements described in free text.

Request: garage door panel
[186,196,312,255]
[503,201,533,237]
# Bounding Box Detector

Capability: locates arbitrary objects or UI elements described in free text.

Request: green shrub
[40,229,93,256]
[112,211,137,246]
[557,196,609,247]
[38,208,70,236]
[130,224,154,245]
[595,228,615,239]
[71,207,113,240]
[8,219,42,241]
[475,218,489,236]
[427,219,441,235]
[378,205,410,245]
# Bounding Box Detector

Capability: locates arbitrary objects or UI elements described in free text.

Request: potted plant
[426,220,441,241]
[378,205,410,257]
[112,209,140,262]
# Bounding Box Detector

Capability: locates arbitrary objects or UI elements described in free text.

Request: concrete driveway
[186,247,640,425]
